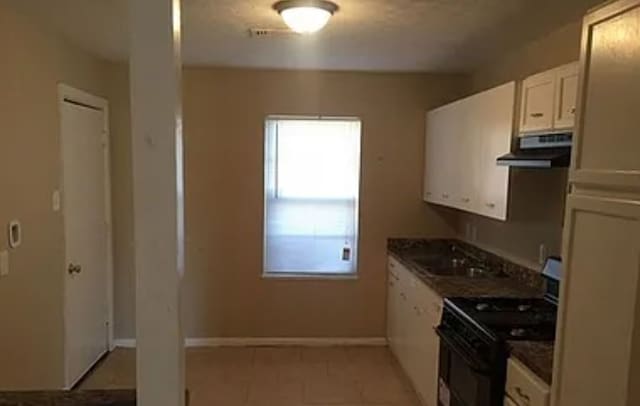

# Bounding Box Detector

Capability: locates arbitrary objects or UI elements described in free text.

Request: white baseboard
[113,337,387,349]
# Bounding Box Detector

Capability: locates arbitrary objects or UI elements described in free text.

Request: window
[264,117,362,276]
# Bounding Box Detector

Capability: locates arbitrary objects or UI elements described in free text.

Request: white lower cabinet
[387,257,442,406]
[505,358,550,406]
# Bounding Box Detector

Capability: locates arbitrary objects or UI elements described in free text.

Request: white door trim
[58,84,114,388]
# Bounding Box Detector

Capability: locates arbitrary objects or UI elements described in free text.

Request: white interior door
[61,97,110,388]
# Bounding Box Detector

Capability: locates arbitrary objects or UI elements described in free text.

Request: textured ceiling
[7,0,604,72]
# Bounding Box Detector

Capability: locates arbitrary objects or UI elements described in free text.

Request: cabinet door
[553,194,640,406]
[388,258,407,362]
[553,62,579,129]
[475,82,515,220]
[453,95,478,211]
[425,102,463,206]
[520,70,555,133]
[570,1,640,191]
[424,110,444,203]
[387,267,400,354]
[390,263,413,371]
[412,285,442,406]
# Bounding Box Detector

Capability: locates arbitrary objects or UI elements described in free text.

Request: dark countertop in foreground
[508,341,555,385]
[0,390,135,406]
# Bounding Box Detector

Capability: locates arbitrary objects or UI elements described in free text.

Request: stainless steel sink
[410,257,507,279]
[410,256,468,270]
[425,266,506,278]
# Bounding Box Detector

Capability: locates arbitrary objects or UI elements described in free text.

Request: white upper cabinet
[554,63,580,129]
[519,62,579,135]
[569,1,640,191]
[424,82,516,221]
[474,83,515,220]
[424,100,464,206]
[520,70,556,133]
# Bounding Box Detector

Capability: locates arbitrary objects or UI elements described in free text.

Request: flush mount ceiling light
[273,0,339,34]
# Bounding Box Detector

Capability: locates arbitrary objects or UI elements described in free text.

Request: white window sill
[262,272,359,281]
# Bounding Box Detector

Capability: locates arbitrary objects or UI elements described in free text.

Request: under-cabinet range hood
[497,133,572,168]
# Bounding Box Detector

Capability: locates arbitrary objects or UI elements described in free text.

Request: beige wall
[456,19,583,267]
[0,4,109,389]
[109,66,466,339]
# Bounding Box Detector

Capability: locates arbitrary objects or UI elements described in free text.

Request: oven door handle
[436,326,492,374]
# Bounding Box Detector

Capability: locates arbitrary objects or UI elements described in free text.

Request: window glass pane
[264,118,361,275]
[276,120,360,199]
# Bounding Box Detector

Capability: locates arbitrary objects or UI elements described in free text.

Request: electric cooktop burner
[445,297,558,341]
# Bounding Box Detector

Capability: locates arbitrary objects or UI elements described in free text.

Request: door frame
[58,84,114,388]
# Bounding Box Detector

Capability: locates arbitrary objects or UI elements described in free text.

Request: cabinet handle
[570,106,576,114]
[515,387,530,405]
[485,202,496,209]
[530,112,544,118]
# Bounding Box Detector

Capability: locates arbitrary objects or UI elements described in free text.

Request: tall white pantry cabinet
[552,1,640,406]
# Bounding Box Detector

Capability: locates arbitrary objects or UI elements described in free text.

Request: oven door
[436,326,502,406]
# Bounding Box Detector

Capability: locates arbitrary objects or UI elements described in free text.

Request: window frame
[262,115,363,279]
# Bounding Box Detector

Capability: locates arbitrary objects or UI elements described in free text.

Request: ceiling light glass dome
[273,1,339,34]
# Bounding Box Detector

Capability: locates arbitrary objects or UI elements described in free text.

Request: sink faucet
[452,244,487,267]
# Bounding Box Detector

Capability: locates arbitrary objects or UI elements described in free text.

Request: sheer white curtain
[264,118,361,274]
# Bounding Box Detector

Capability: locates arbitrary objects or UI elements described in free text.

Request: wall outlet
[0,251,8,277]
[539,244,548,265]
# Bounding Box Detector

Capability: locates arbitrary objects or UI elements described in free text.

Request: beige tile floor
[80,346,421,406]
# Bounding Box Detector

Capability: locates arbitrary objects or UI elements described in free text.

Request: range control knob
[517,304,532,312]
[476,303,490,312]
[510,328,527,338]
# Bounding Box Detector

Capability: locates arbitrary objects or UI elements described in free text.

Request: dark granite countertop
[508,341,555,385]
[388,238,545,298]
[0,390,136,406]
[388,238,553,384]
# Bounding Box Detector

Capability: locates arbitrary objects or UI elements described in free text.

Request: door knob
[68,263,82,275]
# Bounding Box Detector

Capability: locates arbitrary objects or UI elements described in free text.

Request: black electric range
[436,257,561,406]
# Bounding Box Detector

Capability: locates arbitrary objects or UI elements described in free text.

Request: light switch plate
[0,251,8,277]
[52,190,61,212]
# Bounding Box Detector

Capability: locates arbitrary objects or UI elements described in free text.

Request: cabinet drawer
[506,358,550,406]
